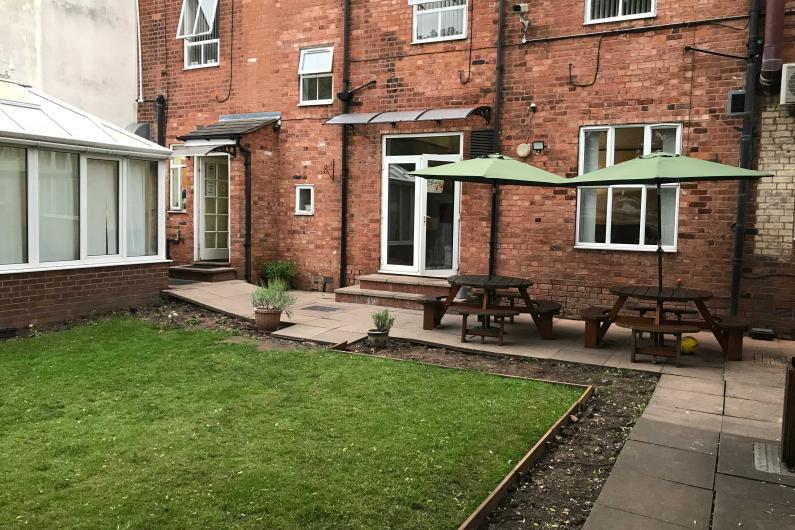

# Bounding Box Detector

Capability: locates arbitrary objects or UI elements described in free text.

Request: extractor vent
[781,63,795,105]
[470,129,496,158]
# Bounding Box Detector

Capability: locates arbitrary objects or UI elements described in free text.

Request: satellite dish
[516,143,532,158]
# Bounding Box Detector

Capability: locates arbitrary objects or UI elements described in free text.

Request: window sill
[0,258,171,276]
[412,34,468,45]
[168,209,188,214]
[183,63,220,71]
[574,244,677,253]
[298,100,334,107]
[584,13,655,25]
[294,211,314,216]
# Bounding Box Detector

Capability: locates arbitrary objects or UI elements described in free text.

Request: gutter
[339,0,351,288]
[488,0,505,278]
[238,140,253,283]
[730,0,763,316]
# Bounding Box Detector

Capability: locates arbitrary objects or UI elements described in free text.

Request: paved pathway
[165,280,795,529]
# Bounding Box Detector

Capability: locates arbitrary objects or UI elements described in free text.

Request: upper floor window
[299,47,334,106]
[413,0,468,44]
[586,0,655,24]
[575,124,681,251]
[177,0,220,69]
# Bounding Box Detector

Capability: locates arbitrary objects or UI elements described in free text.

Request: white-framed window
[0,143,166,273]
[412,0,468,44]
[178,0,220,69]
[299,47,334,105]
[295,185,314,215]
[169,149,187,211]
[585,0,656,24]
[575,123,681,251]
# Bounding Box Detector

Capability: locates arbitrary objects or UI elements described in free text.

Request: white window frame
[412,0,469,45]
[295,185,315,216]
[184,38,220,70]
[298,47,334,106]
[584,0,656,25]
[575,123,682,252]
[169,147,187,212]
[176,0,218,39]
[0,144,167,274]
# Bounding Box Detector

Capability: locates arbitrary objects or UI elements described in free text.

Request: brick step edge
[334,286,429,311]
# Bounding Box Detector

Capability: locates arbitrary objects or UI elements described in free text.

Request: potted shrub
[251,279,296,333]
[368,309,395,349]
[260,260,297,288]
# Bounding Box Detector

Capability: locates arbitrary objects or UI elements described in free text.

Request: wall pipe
[339,0,351,288]
[761,0,785,87]
[238,141,253,283]
[488,0,505,279]
[730,0,763,316]
[155,95,166,147]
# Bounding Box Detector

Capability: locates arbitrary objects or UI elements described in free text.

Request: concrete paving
[164,280,795,530]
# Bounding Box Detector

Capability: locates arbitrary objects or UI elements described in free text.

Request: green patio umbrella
[565,152,771,290]
[410,154,570,277]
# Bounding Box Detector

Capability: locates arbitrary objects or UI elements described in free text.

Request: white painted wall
[0,0,137,128]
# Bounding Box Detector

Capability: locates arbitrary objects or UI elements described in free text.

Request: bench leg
[498,317,506,346]
[460,314,468,343]
[423,305,435,331]
[726,330,744,361]
[535,314,554,340]
[630,330,637,363]
[584,319,600,348]
[674,332,682,367]
[509,299,515,323]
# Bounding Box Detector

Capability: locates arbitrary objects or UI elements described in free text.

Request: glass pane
[645,186,677,247]
[301,77,313,102]
[186,43,203,67]
[216,232,228,249]
[614,127,644,164]
[170,168,181,209]
[591,0,620,19]
[204,232,216,248]
[204,41,219,64]
[623,0,653,16]
[386,135,461,156]
[127,160,159,257]
[439,6,465,37]
[39,150,79,262]
[87,159,119,256]
[578,188,607,244]
[217,199,228,214]
[204,197,216,214]
[308,77,318,101]
[217,180,228,198]
[387,163,416,267]
[610,188,642,245]
[425,163,455,270]
[317,75,333,101]
[650,127,678,154]
[205,215,216,232]
[297,188,312,212]
[0,146,27,265]
[216,214,228,231]
[300,48,332,73]
[583,130,607,173]
[415,11,438,41]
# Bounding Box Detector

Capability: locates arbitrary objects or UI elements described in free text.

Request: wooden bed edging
[329,338,595,530]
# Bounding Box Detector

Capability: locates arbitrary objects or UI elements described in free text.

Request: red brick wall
[138,1,793,329]
[0,264,169,330]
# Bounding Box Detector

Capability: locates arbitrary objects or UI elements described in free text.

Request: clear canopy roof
[0,79,171,158]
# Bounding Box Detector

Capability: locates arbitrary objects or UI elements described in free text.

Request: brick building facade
[137,0,794,336]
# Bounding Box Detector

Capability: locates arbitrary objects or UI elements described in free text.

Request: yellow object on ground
[681,336,698,354]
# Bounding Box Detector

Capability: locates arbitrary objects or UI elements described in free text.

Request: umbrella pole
[488,183,498,279]
[656,181,663,291]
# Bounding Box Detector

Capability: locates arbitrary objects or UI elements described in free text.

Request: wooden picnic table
[596,284,727,352]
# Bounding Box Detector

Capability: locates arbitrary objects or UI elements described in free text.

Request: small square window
[413,0,468,44]
[586,0,655,24]
[295,185,314,215]
[299,47,334,105]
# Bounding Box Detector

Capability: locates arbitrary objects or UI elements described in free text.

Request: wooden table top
[610,285,713,302]
[448,274,533,289]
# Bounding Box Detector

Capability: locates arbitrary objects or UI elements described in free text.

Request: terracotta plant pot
[367,329,389,349]
[255,309,282,332]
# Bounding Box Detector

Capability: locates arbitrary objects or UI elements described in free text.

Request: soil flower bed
[0,317,583,529]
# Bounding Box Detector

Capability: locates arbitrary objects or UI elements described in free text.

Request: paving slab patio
[163,281,795,529]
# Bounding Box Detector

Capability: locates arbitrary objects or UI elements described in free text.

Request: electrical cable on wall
[568,36,604,88]
[217,0,234,103]
[459,0,475,84]
[684,23,697,151]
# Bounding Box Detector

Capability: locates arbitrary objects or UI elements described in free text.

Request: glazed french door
[198,156,230,261]
[380,154,461,276]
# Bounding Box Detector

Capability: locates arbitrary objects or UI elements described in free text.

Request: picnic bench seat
[448,307,520,346]
[714,315,750,361]
[582,306,611,348]
[615,316,700,367]
[625,303,699,321]
[420,295,447,330]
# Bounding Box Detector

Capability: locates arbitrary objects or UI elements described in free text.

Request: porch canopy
[324,106,491,125]
[564,152,771,291]
[410,154,569,277]
[175,112,281,154]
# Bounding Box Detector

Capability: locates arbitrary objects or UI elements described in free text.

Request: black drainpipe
[238,140,253,283]
[729,0,763,315]
[488,1,505,278]
[339,0,351,288]
[155,95,167,146]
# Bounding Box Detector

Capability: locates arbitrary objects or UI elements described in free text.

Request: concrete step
[334,285,432,311]
[169,264,237,283]
[357,273,450,297]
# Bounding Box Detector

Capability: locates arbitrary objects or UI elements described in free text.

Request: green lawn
[0,318,583,530]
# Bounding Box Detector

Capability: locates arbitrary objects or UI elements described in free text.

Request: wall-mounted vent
[727,90,746,116]
[470,129,496,158]
[781,63,795,105]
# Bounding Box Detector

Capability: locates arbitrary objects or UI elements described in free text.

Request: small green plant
[251,279,296,315]
[371,309,395,333]
[260,260,297,287]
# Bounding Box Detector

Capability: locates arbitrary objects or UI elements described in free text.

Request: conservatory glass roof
[0,79,171,158]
